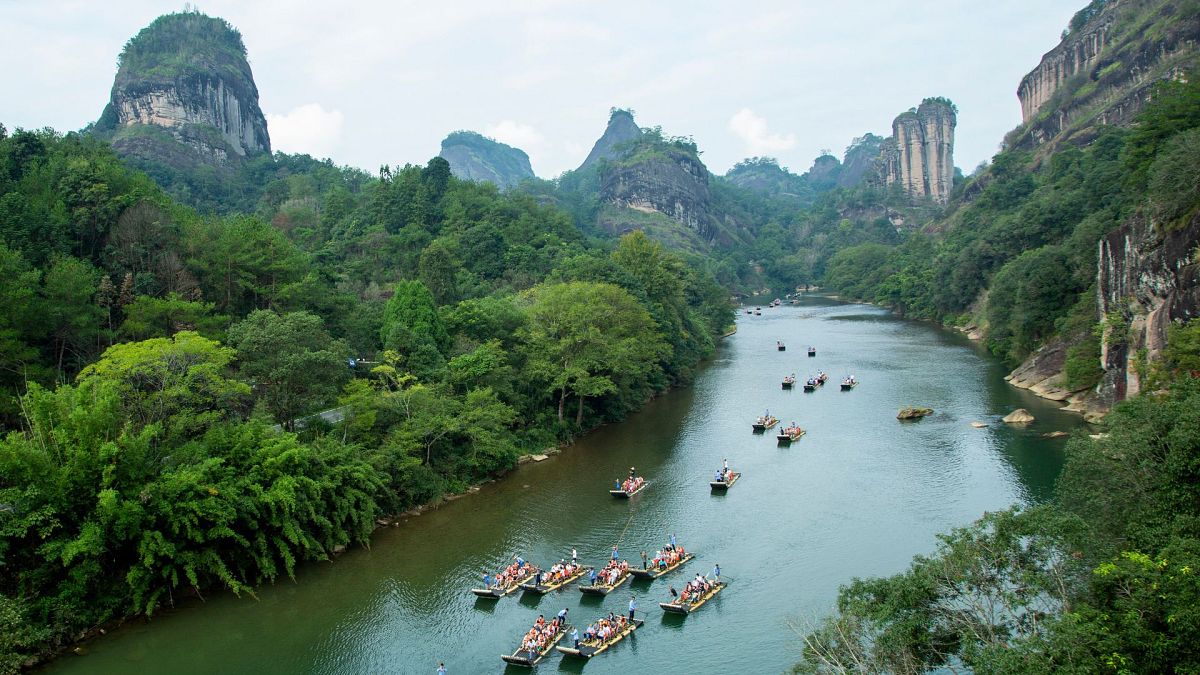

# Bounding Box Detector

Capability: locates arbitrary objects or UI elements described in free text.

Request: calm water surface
[46,296,1083,674]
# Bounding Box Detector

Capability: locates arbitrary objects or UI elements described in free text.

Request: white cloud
[484,120,545,150]
[728,108,797,156]
[266,104,344,158]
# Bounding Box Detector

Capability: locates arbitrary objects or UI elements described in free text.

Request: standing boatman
[669,532,677,549]
[569,625,580,649]
[611,544,619,561]
[437,663,446,675]
[557,607,569,624]
[641,550,648,570]
[482,571,491,588]
[589,567,598,586]
[712,563,721,583]
[571,547,577,564]
[628,595,637,620]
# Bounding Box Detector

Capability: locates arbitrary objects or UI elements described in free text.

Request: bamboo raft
[578,569,631,595]
[751,416,779,432]
[500,622,567,667]
[841,380,858,390]
[660,581,726,615]
[610,480,648,498]
[556,618,644,658]
[710,471,740,490]
[782,376,795,390]
[519,565,592,594]
[777,427,805,444]
[471,567,538,598]
[802,382,817,392]
[630,552,694,579]
[808,348,817,357]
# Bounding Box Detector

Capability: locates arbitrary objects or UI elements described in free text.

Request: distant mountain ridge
[437,131,534,190]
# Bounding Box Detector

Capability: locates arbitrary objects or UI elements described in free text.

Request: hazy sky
[1,1,1083,178]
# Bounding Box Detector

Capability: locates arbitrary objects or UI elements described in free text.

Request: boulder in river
[1003,408,1035,424]
[897,407,934,420]
[1042,431,1069,439]
[970,421,988,428]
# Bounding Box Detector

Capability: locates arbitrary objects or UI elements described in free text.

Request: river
[44,295,1083,674]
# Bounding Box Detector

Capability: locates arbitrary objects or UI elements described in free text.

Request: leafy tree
[227,310,349,429]
[520,281,666,424]
[380,280,450,379]
[119,293,228,341]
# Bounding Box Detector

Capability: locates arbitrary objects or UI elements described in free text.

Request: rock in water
[1003,408,1035,424]
[1043,431,1069,439]
[897,407,934,420]
[970,421,988,428]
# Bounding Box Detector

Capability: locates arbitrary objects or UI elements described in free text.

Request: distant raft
[556,617,643,659]
[610,477,648,498]
[808,347,817,357]
[841,377,858,390]
[520,563,592,594]
[630,551,694,579]
[752,415,779,432]
[777,341,786,351]
[776,425,805,444]
[710,471,740,490]
[782,374,796,390]
[500,619,567,667]
[660,581,726,615]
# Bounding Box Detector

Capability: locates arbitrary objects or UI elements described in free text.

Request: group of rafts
[478,540,725,666]
[762,342,862,445]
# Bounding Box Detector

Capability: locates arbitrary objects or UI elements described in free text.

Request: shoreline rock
[1003,408,1035,424]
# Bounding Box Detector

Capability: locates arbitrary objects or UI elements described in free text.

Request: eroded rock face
[1096,212,1200,406]
[99,12,271,168]
[1014,0,1200,148]
[1003,409,1036,424]
[601,149,716,241]
[879,99,956,204]
[115,77,270,160]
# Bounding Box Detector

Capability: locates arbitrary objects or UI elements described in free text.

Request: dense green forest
[0,122,732,671]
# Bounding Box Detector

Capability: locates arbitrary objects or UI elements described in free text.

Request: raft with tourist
[777,423,805,445]
[781,374,796,390]
[555,613,643,659]
[751,412,779,432]
[841,375,858,390]
[519,560,592,594]
[500,612,569,666]
[610,473,647,498]
[472,557,538,598]
[660,573,726,615]
[631,542,693,579]
[777,340,786,351]
[579,558,631,595]
[710,466,740,490]
[808,346,817,357]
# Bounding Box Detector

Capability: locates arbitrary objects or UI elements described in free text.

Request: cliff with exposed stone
[94,12,270,169]
[879,99,956,204]
[1013,0,1200,149]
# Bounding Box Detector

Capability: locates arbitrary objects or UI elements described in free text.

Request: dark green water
[45,296,1082,674]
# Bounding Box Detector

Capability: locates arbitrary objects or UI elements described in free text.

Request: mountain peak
[95,11,271,165]
[577,108,643,172]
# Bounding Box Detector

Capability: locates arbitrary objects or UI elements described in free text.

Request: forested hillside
[0,122,731,671]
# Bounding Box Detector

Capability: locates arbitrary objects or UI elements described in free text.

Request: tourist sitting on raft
[542,559,582,583]
[596,558,630,586]
[488,557,536,589]
[714,466,735,482]
[520,613,565,653]
[647,544,686,570]
[580,614,630,646]
[616,475,645,494]
[678,573,714,603]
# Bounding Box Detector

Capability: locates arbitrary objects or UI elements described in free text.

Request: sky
[0,1,1085,178]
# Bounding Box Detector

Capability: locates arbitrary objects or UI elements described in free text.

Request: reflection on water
[45,296,1081,675]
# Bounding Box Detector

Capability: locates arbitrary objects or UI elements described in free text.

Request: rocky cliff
[723,157,813,202]
[94,12,270,168]
[838,134,884,189]
[1013,0,1200,148]
[438,131,534,190]
[1096,213,1200,404]
[879,98,956,204]
[577,109,642,172]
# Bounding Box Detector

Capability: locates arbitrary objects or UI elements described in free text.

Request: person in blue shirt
[712,564,721,582]
[557,607,569,624]
[611,544,619,560]
[589,568,598,585]
[569,626,580,649]
[669,532,676,549]
[628,596,637,620]
[482,572,491,588]
[436,663,446,675]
